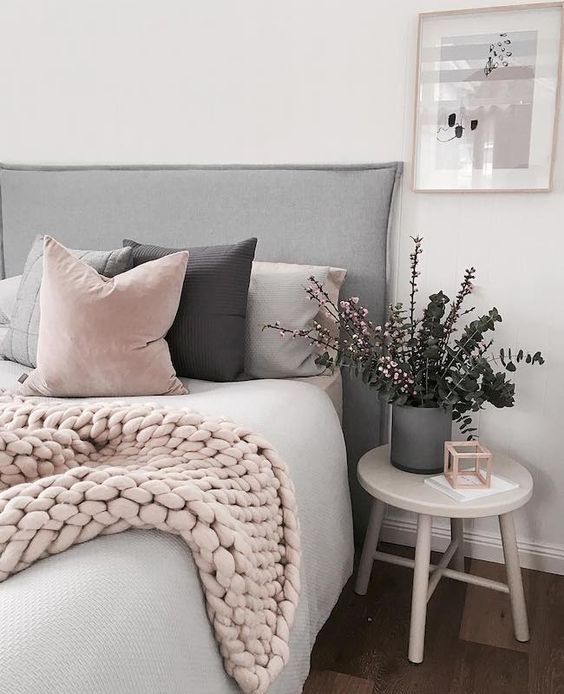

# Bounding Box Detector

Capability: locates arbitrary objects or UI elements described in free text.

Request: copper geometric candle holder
[444,441,493,489]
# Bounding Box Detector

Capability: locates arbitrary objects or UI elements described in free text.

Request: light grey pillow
[0,274,22,325]
[1,236,133,368]
[245,262,346,379]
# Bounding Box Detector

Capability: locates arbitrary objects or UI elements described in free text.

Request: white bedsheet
[0,362,353,694]
[291,371,342,421]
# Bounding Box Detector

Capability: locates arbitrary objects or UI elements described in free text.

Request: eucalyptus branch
[439,311,499,379]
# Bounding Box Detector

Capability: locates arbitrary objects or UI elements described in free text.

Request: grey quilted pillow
[1,236,133,368]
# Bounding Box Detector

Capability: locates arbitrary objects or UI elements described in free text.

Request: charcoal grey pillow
[124,238,257,382]
[1,236,133,368]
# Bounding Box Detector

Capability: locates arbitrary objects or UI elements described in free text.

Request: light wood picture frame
[412,3,563,192]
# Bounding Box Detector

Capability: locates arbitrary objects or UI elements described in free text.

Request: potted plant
[267,236,544,474]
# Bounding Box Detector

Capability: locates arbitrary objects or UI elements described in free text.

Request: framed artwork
[412,3,563,192]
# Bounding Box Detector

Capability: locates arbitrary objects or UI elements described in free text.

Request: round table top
[357,445,533,518]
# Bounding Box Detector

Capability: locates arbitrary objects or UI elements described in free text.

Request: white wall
[1,0,563,571]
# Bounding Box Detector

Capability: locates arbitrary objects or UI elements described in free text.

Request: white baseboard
[380,516,564,576]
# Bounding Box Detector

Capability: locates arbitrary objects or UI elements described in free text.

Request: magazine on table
[424,472,519,503]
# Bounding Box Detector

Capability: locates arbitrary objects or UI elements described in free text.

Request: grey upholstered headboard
[0,162,402,531]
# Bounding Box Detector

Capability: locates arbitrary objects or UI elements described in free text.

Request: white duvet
[0,361,353,694]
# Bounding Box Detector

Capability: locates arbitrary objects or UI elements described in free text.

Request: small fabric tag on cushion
[17,373,28,383]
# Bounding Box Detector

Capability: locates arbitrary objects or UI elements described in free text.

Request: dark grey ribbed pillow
[124,238,257,382]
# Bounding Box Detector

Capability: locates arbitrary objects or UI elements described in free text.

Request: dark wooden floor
[303,544,564,694]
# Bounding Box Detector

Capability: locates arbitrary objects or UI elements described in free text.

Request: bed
[0,163,401,693]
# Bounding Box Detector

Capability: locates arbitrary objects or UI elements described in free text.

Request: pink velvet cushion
[19,236,188,397]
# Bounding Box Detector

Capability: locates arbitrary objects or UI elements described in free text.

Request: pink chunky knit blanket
[0,398,300,694]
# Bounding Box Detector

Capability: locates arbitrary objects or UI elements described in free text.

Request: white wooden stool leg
[355,499,386,595]
[408,513,432,664]
[499,512,530,642]
[450,518,465,572]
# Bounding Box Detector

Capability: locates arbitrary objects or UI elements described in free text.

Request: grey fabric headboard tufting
[0,162,402,532]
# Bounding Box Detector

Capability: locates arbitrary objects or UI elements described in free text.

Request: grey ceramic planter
[390,405,452,474]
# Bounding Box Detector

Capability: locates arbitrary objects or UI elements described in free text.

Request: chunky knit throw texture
[0,397,300,694]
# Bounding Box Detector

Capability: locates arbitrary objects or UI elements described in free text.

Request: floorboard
[449,641,529,694]
[527,569,564,694]
[304,671,374,694]
[459,558,530,653]
[303,543,564,694]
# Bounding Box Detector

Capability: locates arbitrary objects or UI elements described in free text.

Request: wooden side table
[355,445,533,664]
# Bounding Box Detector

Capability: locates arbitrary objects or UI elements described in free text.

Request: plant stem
[408,237,423,370]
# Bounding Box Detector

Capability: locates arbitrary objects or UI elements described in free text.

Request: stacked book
[424,473,519,502]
